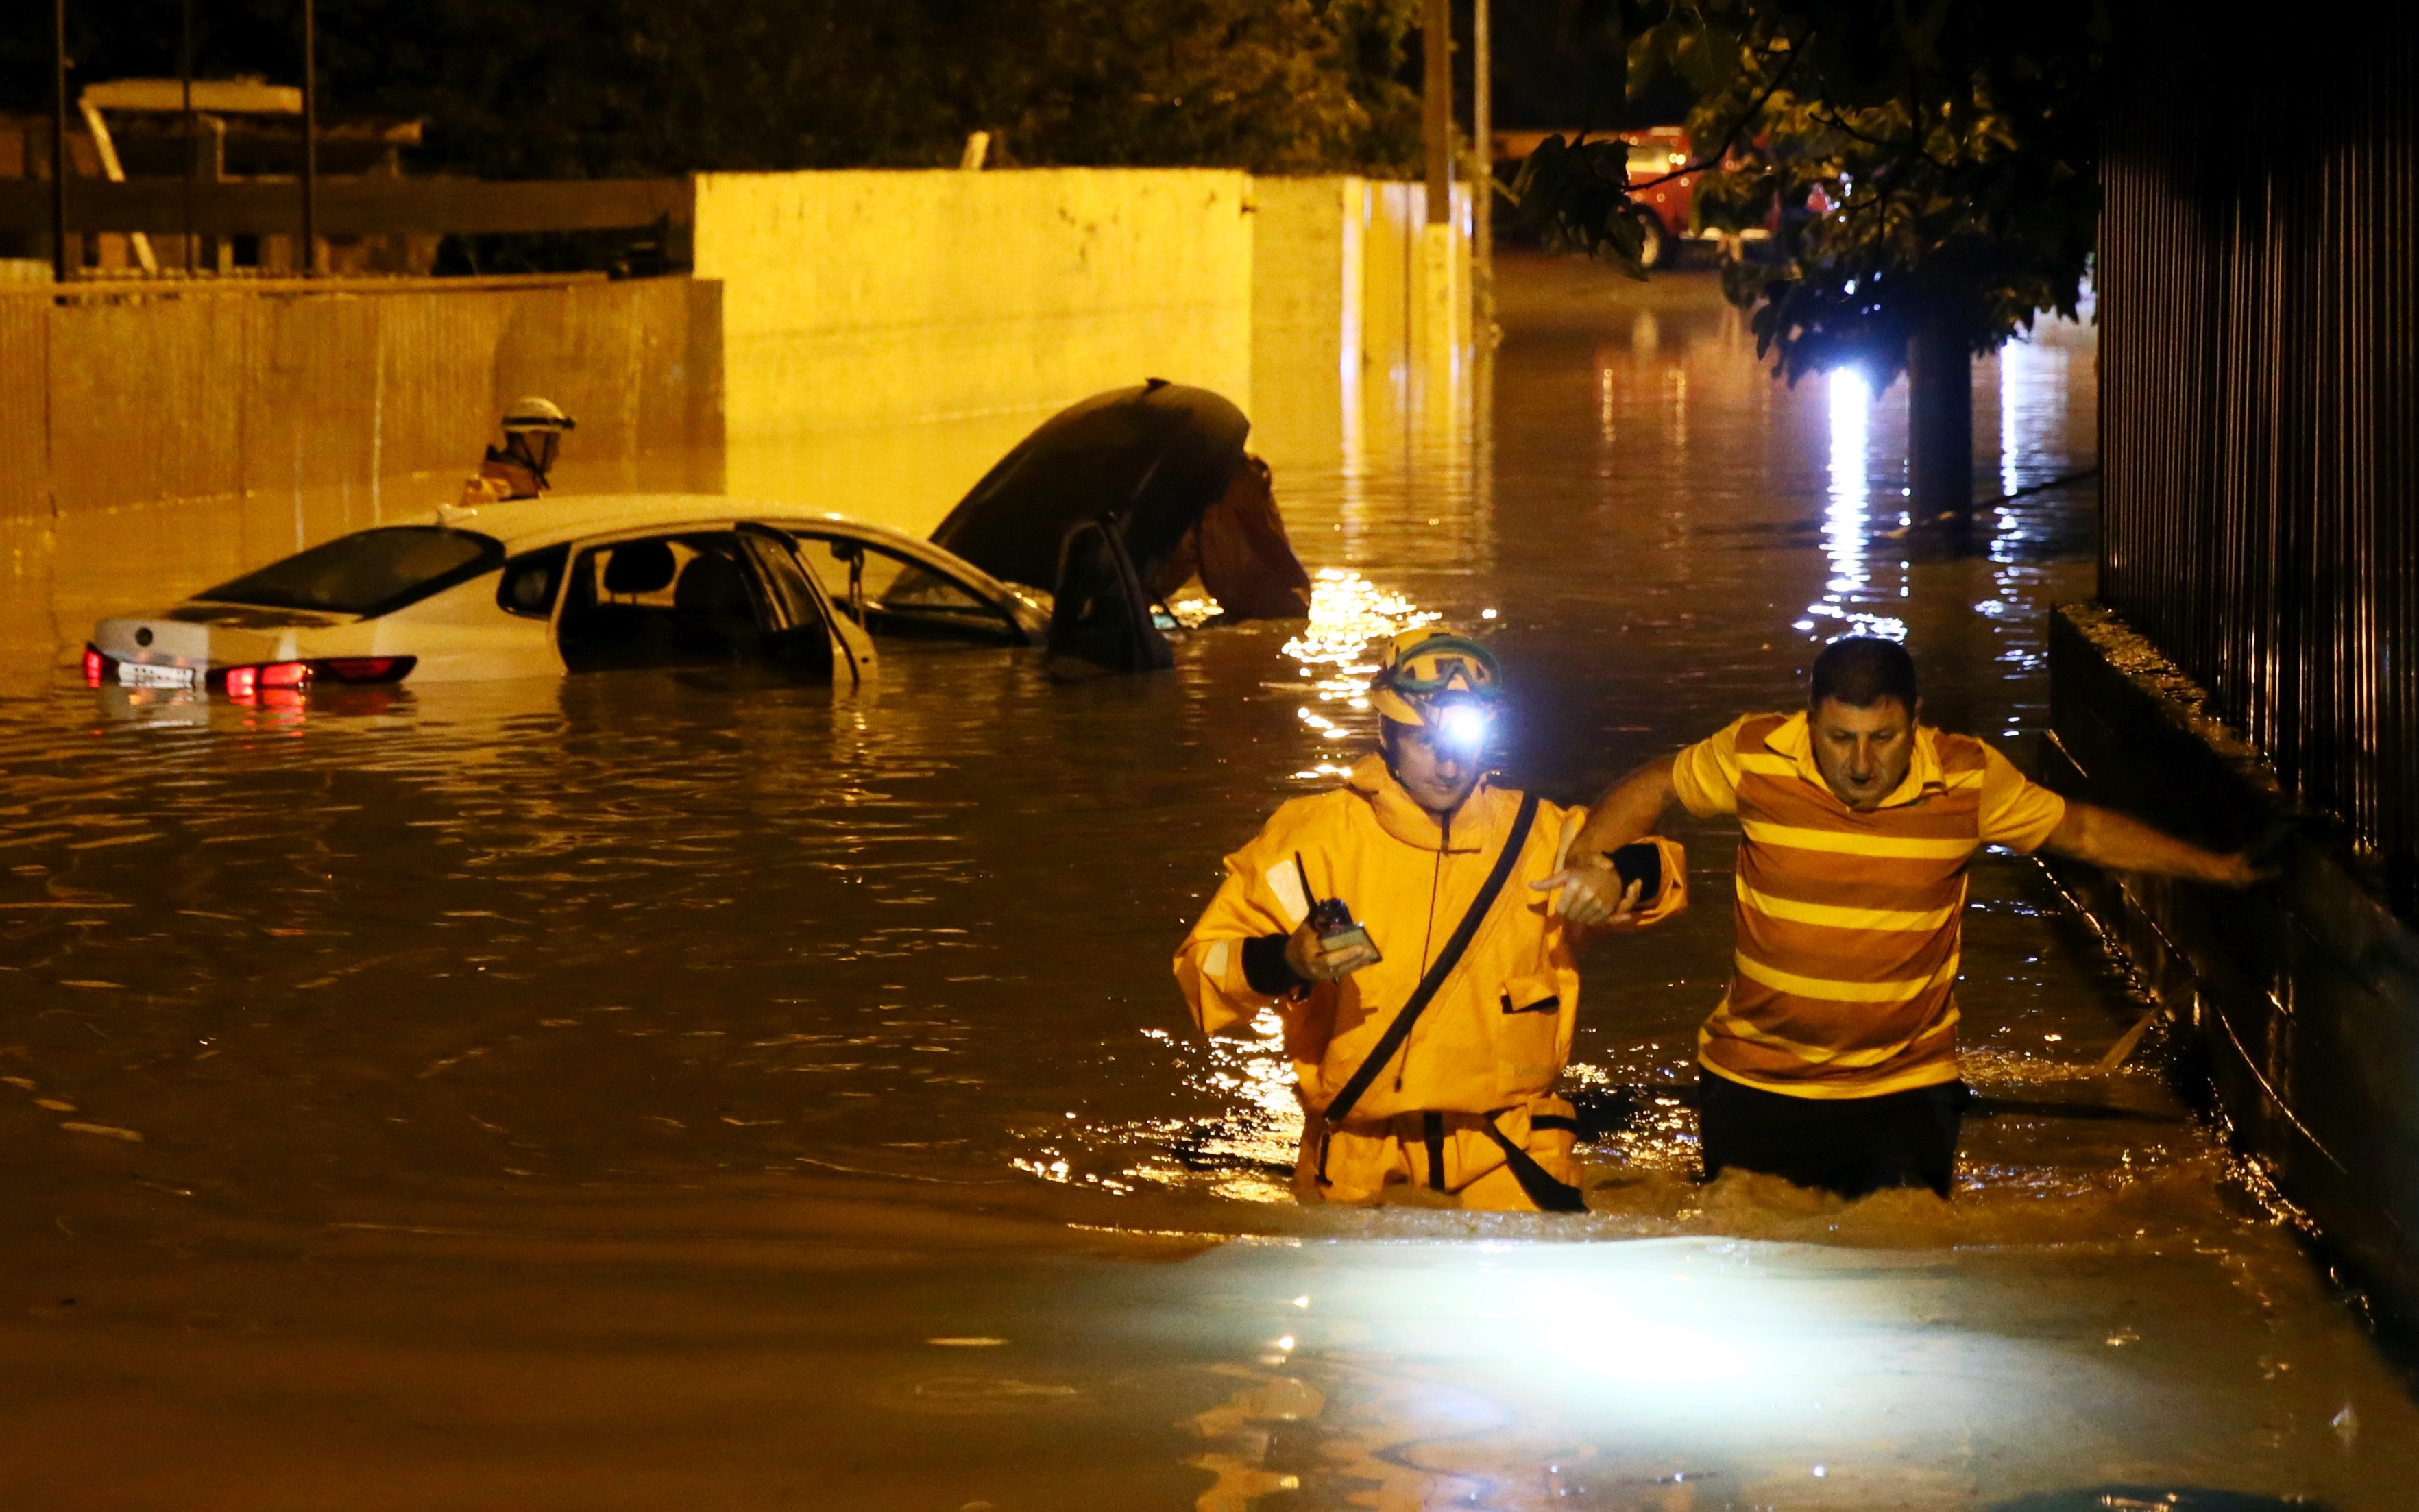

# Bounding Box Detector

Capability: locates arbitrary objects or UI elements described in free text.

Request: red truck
[1612,126,1695,269]
[1494,125,1765,269]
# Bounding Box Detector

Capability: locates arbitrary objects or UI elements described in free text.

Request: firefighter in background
[460,397,575,506]
[1174,629,1687,1211]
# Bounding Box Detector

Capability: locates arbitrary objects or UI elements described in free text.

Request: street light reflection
[1802,367,1907,642]
[1283,568,1437,781]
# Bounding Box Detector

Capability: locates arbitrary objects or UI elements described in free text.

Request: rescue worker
[1548,635,2262,1200]
[1174,629,1687,1211]
[460,397,575,506]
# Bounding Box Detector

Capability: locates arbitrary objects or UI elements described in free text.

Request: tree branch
[1623,29,1807,194]
[1806,106,1915,154]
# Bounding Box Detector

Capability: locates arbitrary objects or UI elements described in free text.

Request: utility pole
[1472,0,1493,336]
[181,0,195,273]
[50,0,69,283]
[301,0,319,274]
[1422,0,1451,225]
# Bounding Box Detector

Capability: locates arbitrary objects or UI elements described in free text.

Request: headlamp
[1433,702,1494,755]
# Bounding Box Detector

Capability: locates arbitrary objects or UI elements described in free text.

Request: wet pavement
[0,256,2412,1509]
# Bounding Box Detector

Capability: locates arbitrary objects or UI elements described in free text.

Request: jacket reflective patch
[1500,992,1561,1014]
[1264,859,1309,926]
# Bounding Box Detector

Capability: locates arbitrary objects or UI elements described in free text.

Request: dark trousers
[1697,1073,1967,1199]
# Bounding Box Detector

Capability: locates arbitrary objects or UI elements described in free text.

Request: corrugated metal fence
[1,273,722,537]
[2099,16,2419,908]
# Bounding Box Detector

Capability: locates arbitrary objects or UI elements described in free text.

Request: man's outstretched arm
[2041,801,2263,886]
[1535,755,1681,926]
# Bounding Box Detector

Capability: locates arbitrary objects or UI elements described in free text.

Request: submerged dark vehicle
[928,380,1313,673]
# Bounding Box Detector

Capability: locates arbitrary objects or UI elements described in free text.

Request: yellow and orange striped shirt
[1672,712,2067,1098]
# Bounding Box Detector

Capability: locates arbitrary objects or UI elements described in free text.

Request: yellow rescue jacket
[457,451,545,509]
[1175,754,1677,1121]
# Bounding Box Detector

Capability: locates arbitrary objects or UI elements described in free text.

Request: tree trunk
[1906,319,1974,531]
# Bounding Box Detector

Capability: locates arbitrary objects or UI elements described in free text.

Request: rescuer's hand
[1533,859,1643,927]
[1285,918,1376,984]
[2202,851,2272,888]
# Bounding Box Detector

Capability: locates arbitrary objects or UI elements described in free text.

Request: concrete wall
[695,169,1252,531]
[0,274,722,674]
[2041,601,2419,1328]
[1,168,1472,670]
[693,169,1470,536]
[1245,178,1471,477]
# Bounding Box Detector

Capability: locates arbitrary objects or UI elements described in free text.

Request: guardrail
[0,175,692,241]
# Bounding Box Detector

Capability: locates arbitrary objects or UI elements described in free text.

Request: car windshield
[196,528,505,616]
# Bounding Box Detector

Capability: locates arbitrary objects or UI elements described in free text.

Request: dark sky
[1483,0,1691,129]
[5,0,1686,147]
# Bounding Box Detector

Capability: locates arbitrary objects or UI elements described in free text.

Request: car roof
[425,493,1040,607]
[436,493,936,554]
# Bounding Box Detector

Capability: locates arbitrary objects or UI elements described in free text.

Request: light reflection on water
[0,259,2411,1508]
[1280,567,1439,783]
[1799,366,1908,644]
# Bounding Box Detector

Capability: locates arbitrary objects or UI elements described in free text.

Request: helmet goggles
[1370,629,1501,737]
[1387,644,1497,696]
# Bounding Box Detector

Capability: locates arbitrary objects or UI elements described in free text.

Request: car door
[550,526,873,684]
[734,522,877,688]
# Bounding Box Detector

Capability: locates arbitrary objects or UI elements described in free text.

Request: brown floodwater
[0,256,2411,1510]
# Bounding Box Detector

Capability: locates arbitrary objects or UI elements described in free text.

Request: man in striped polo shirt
[1548,637,2258,1199]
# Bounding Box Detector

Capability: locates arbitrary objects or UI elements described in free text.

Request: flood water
[1,256,2413,1509]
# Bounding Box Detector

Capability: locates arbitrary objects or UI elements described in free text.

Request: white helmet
[502,395,576,433]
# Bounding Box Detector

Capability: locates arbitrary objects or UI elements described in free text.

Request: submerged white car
[85,495,1052,698]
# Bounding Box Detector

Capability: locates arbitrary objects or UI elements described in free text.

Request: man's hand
[1285,918,1376,984]
[2044,802,2275,888]
[1531,859,1644,927]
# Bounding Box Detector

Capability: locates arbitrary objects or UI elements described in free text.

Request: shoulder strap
[1322,791,1541,1127]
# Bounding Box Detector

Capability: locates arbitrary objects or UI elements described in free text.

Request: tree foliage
[3,0,1422,178]
[1514,0,2106,381]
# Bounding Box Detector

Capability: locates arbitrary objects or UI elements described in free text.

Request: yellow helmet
[1370,627,1501,729]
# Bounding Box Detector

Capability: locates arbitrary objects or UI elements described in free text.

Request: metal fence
[2098,16,2419,909]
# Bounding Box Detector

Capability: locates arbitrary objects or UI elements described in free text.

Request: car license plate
[118,661,199,690]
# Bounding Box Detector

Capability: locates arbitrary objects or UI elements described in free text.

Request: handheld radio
[1296,853,1381,964]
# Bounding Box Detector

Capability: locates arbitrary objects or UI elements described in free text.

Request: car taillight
[82,645,110,687]
[312,656,415,683]
[215,656,415,700]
